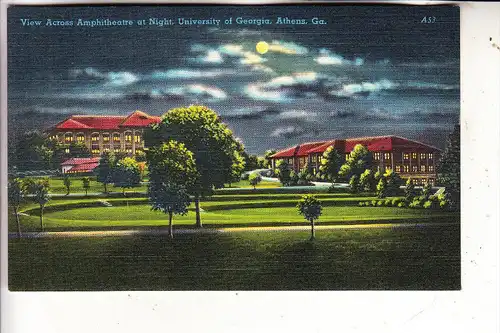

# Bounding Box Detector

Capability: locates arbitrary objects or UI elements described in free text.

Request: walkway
[8,221,457,239]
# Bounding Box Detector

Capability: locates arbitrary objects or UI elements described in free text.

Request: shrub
[409,199,421,209]
[384,198,392,206]
[371,200,378,207]
[358,202,365,207]
[376,178,387,198]
[439,200,449,209]
[397,202,406,208]
[377,200,384,207]
[391,198,401,206]
[423,200,433,209]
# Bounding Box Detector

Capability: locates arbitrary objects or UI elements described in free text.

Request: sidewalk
[8,221,457,239]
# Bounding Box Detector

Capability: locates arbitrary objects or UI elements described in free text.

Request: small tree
[276,160,291,186]
[63,174,71,196]
[82,177,90,196]
[290,170,299,186]
[384,169,402,196]
[338,144,372,179]
[249,172,262,189]
[147,140,199,239]
[319,146,342,182]
[297,169,308,185]
[376,177,388,198]
[30,180,50,231]
[404,178,416,203]
[349,174,360,193]
[8,178,25,237]
[297,194,323,241]
[359,169,376,192]
[113,157,141,196]
[96,152,116,194]
[422,182,433,199]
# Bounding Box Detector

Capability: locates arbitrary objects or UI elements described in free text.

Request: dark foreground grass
[9,225,460,291]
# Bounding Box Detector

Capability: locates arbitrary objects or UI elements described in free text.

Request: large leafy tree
[319,146,342,182]
[147,141,199,239]
[145,105,243,227]
[68,142,91,158]
[338,144,372,179]
[96,152,116,194]
[8,178,25,237]
[13,131,47,171]
[437,124,460,207]
[113,157,141,196]
[297,194,323,241]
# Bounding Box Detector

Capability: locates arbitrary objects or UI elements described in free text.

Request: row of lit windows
[89,147,138,154]
[395,165,434,173]
[403,152,433,160]
[62,133,141,143]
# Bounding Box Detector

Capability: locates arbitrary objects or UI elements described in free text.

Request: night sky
[8,5,460,154]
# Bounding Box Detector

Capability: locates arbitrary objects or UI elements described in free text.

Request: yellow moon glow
[255,41,269,54]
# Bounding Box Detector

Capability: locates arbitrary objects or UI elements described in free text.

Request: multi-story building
[48,110,161,156]
[269,135,441,185]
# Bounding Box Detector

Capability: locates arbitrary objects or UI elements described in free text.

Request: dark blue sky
[8,5,460,154]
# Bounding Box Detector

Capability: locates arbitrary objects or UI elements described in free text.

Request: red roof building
[61,157,101,174]
[48,110,161,157]
[269,135,442,185]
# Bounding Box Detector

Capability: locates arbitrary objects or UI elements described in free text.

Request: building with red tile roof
[269,135,442,185]
[61,157,101,174]
[48,110,161,157]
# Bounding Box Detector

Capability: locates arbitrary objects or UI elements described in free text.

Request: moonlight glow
[255,41,269,54]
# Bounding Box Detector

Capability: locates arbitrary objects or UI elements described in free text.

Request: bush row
[359,194,450,210]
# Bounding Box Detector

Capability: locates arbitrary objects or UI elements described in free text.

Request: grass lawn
[8,225,460,290]
[224,179,280,188]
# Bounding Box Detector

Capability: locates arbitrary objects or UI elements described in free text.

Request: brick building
[269,135,441,185]
[48,110,161,156]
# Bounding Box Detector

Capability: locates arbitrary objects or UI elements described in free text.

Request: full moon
[255,41,269,54]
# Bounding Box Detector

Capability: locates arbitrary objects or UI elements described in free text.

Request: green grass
[46,178,148,194]
[224,179,280,188]
[8,225,461,290]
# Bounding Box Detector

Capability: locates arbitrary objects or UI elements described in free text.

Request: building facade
[48,111,161,156]
[269,136,441,185]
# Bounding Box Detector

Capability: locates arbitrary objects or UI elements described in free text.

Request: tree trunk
[14,206,21,237]
[40,205,44,232]
[195,195,202,228]
[168,211,173,239]
[85,188,88,196]
[310,218,315,241]
[104,183,108,194]
[122,188,125,196]
[66,187,70,196]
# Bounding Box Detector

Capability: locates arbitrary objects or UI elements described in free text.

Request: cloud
[270,126,306,138]
[189,47,224,64]
[268,40,309,55]
[314,49,364,66]
[70,67,139,86]
[150,69,235,79]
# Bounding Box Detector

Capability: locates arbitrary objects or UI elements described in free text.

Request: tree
[384,169,402,196]
[63,174,71,195]
[290,170,299,186]
[338,144,372,179]
[13,131,47,171]
[404,178,416,202]
[249,172,262,189]
[134,150,147,162]
[147,140,198,239]
[264,149,277,168]
[29,180,50,231]
[437,124,460,207]
[82,176,91,196]
[144,105,244,228]
[376,177,387,198]
[227,150,245,187]
[243,153,259,171]
[349,174,360,193]
[359,169,376,192]
[297,194,323,241]
[275,160,292,186]
[8,178,25,237]
[68,142,91,158]
[297,169,308,185]
[422,182,433,199]
[96,152,116,194]
[113,157,141,196]
[319,146,342,182]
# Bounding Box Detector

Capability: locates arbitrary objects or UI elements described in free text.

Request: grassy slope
[8,225,460,290]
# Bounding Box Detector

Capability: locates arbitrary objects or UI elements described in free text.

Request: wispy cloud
[314,48,364,66]
[268,40,308,55]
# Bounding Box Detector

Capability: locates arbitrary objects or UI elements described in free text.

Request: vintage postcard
[6,4,460,291]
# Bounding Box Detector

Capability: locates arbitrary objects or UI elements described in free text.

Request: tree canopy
[338,144,372,179]
[319,146,342,182]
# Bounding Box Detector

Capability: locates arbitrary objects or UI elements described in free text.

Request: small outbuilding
[61,157,100,174]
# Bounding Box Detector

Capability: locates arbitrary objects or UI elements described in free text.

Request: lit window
[134,135,141,143]
[412,166,418,172]
[125,133,132,142]
[113,133,120,142]
[103,146,110,152]
[317,156,322,162]
[429,165,434,172]
[384,153,390,160]
[103,134,110,142]
[65,133,73,143]
[395,165,401,172]
[91,135,99,142]
[428,153,433,160]
[429,179,435,185]
[421,165,426,172]
[374,152,381,160]
[64,148,69,154]
[403,153,409,160]
[404,165,409,173]
[412,153,417,159]
[126,148,132,154]
[420,153,426,160]
[345,153,350,159]
[413,179,418,185]
[311,155,317,162]
[77,134,85,142]
[91,148,100,154]
[288,158,293,164]
[422,178,427,184]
